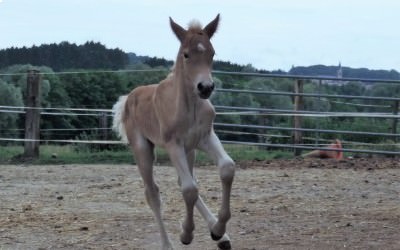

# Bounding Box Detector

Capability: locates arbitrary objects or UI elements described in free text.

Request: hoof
[211,231,223,241]
[218,240,232,250]
[180,232,194,245]
[181,240,191,245]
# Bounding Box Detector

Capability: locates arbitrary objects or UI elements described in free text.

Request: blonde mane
[188,20,202,30]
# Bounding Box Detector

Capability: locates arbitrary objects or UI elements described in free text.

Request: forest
[1,42,399,151]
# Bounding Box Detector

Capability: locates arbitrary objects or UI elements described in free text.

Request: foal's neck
[166,70,202,126]
[171,64,200,112]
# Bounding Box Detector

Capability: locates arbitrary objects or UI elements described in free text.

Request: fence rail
[214,122,400,138]
[213,70,400,84]
[216,88,400,102]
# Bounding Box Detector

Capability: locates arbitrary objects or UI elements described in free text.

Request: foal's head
[170,15,220,99]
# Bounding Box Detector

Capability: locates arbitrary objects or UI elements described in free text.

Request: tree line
[3,41,399,79]
[0,41,128,71]
[290,64,400,80]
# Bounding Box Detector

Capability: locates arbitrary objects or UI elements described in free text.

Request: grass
[0,144,293,165]
[0,145,132,165]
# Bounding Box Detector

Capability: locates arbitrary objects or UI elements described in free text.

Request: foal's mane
[187,20,203,32]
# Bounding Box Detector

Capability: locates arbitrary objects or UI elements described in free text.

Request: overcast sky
[1,0,399,71]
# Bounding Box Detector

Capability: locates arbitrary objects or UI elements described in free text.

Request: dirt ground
[0,158,399,250]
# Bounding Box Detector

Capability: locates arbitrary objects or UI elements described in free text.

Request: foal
[112,15,235,250]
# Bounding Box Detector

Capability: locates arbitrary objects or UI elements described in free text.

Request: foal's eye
[183,53,189,59]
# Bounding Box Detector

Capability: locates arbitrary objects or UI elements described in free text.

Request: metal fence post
[293,79,304,156]
[24,70,41,158]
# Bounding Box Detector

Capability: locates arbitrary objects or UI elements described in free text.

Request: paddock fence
[0,69,399,158]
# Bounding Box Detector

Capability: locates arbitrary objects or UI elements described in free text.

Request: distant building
[337,62,343,78]
[318,62,348,86]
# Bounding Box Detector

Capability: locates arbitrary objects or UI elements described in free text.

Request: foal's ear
[203,14,220,39]
[169,17,187,43]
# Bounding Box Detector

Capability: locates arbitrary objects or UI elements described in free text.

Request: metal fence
[0,69,399,156]
[212,71,400,156]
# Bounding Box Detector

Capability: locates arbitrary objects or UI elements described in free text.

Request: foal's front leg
[199,132,235,241]
[186,150,232,249]
[165,143,198,245]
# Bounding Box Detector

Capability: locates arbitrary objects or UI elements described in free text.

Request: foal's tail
[112,95,129,144]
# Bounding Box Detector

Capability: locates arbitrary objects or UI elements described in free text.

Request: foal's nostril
[197,82,204,91]
[197,82,214,99]
[198,82,214,92]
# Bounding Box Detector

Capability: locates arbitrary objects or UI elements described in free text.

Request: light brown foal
[112,14,235,250]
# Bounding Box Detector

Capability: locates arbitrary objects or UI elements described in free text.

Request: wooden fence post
[392,100,399,143]
[315,79,322,146]
[99,112,109,150]
[293,79,304,156]
[24,70,41,158]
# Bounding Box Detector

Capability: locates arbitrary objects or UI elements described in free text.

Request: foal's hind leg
[132,138,173,250]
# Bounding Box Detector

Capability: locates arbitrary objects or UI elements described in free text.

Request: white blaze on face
[192,42,214,98]
[197,43,206,52]
[195,43,212,84]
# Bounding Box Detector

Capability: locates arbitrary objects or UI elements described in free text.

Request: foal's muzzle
[197,82,215,99]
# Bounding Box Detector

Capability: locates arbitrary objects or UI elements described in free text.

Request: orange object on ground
[303,139,343,160]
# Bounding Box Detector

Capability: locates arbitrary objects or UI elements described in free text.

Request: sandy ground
[0,158,399,250]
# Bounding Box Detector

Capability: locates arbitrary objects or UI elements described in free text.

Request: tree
[0,41,129,70]
[303,83,331,112]
[247,78,292,110]
[61,71,128,139]
[370,83,400,98]
[123,63,169,90]
[1,64,75,139]
[0,80,24,140]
